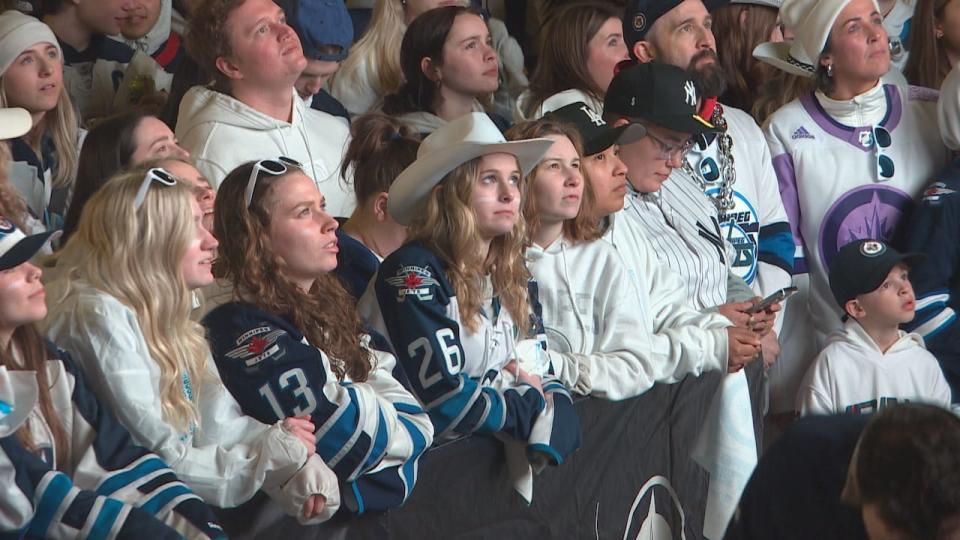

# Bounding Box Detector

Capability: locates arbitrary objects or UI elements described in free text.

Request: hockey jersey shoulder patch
[379,242,451,304]
[225,326,288,367]
[385,265,440,302]
[922,182,957,205]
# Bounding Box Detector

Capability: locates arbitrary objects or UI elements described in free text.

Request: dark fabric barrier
[216,363,766,539]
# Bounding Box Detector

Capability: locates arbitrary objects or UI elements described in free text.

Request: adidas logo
[791,127,815,140]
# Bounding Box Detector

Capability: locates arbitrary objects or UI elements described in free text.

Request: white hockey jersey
[796,319,951,415]
[525,236,729,401]
[764,82,945,412]
[684,105,794,302]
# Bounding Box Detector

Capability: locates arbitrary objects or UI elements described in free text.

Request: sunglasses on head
[244,156,303,208]
[134,168,178,210]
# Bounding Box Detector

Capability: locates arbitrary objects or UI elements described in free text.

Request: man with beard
[623,0,794,365]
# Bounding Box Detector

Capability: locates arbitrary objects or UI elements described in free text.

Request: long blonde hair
[406,157,531,334]
[0,71,79,190]
[54,163,208,432]
[334,0,408,107]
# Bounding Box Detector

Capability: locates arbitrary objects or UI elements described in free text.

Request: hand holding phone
[747,286,798,314]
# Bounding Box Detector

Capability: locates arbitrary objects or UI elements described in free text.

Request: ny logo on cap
[580,106,605,127]
[684,81,697,107]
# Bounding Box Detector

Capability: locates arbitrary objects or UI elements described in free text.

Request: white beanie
[0,10,62,76]
[938,64,960,150]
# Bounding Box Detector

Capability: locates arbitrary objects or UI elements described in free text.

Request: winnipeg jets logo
[386,265,439,302]
[860,240,885,257]
[684,80,697,107]
[225,327,287,367]
[580,105,605,127]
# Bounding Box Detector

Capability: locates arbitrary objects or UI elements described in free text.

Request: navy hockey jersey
[203,302,434,514]
[902,157,960,400]
[359,241,580,464]
[0,344,224,540]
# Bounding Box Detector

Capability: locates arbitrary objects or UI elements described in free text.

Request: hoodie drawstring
[558,240,589,354]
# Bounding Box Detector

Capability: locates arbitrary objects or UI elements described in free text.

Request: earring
[435,78,442,90]
[937,30,945,39]
[826,63,834,77]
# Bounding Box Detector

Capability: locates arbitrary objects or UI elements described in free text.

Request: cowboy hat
[389,113,554,226]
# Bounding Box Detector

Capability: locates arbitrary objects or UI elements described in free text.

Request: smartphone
[747,286,798,314]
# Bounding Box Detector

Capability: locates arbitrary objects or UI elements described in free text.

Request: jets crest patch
[226,326,287,367]
[386,265,439,302]
[922,182,955,204]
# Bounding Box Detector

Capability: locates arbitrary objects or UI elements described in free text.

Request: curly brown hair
[213,163,372,382]
[185,0,246,91]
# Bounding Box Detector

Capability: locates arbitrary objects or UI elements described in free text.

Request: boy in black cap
[796,239,952,416]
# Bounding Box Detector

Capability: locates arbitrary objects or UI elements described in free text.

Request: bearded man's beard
[688,49,727,99]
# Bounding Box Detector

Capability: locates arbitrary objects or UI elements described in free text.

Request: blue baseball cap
[278,0,353,62]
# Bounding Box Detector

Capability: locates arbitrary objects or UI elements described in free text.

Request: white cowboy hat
[388,112,554,226]
[0,107,31,140]
[752,0,879,78]
[0,366,38,438]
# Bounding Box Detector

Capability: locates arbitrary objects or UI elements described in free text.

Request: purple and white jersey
[763,84,945,411]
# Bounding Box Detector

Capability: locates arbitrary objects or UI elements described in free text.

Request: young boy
[796,239,952,416]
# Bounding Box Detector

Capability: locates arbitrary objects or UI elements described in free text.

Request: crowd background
[0,0,959,538]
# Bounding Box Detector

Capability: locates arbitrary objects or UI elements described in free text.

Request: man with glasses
[623,0,794,359]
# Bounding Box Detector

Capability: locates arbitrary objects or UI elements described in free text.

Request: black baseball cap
[545,102,647,156]
[829,239,925,309]
[603,61,715,136]
[623,0,729,50]
[0,216,59,271]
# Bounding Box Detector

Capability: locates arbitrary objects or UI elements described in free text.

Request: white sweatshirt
[175,86,356,218]
[41,278,339,523]
[525,236,729,400]
[796,319,952,416]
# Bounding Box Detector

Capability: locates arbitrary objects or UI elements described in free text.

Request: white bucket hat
[0,366,38,438]
[0,107,31,140]
[731,0,782,7]
[752,0,879,78]
[388,112,554,226]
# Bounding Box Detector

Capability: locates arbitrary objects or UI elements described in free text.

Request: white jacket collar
[177,86,303,133]
[814,81,887,128]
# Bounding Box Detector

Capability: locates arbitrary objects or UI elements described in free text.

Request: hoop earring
[826,63,834,78]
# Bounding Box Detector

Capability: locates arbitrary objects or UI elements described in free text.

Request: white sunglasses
[244,157,303,208]
[133,168,178,210]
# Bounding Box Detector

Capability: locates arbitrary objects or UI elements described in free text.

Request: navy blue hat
[278,0,353,62]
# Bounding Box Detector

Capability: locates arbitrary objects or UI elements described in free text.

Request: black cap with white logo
[603,61,716,136]
[829,239,925,309]
[545,102,647,156]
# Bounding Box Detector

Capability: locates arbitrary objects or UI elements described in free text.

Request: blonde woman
[41,163,338,523]
[0,11,80,233]
[359,112,580,475]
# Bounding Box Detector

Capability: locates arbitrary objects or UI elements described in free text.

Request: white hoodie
[796,319,952,416]
[525,236,730,400]
[175,86,356,217]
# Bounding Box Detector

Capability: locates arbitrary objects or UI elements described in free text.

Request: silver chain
[683,104,737,211]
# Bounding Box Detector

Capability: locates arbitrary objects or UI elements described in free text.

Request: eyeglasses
[646,131,695,162]
[871,126,894,180]
[244,156,303,208]
[134,168,178,210]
